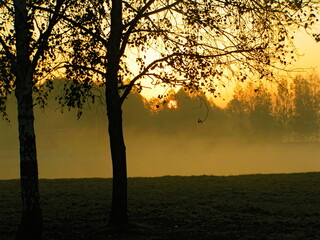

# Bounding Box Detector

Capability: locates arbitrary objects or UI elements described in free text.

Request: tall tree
[49,0,319,228]
[0,1,70,239]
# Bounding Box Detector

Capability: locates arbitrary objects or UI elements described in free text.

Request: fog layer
[1,88,320,179]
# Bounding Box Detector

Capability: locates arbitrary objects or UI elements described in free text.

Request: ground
[1,173,320,240]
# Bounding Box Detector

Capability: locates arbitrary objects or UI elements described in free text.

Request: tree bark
[106,98,128,226]
[106,0,128,226]
[13,0,43,239]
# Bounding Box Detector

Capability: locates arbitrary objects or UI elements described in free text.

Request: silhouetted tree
[0,1,71,239]
[40,0,319,228]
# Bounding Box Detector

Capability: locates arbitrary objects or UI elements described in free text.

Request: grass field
[1,173,320,240]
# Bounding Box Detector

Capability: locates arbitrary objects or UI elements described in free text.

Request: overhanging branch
[120,48,258,103]
[120,0,157,56]
[32,0,65,68]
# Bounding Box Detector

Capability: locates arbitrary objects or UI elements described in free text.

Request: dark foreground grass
[1,173,320,240]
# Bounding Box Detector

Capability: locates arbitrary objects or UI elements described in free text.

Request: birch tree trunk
[13,0,42,239]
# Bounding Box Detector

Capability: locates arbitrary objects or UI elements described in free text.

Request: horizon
[1,171,320,180]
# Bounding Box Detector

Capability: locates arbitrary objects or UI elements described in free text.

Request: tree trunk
[106,0,128,226]
[14,0,43,239]
[106,98,128,225]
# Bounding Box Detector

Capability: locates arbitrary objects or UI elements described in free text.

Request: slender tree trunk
[14,1,43,239]
[106,98,128,225]
[106,0,128,226]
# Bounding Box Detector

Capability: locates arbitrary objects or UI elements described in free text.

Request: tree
[226,83,251,137]
[274,78,295,137]
[226,82,276,140]
[292,74,320,139]
[247,83,276,139]
[44,0,319,228]
[0,1,71,239]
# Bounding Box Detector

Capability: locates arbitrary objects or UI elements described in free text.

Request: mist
[1,84,320,179]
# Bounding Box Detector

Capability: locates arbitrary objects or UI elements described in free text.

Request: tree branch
[140,0,183,20]
[32,0,65,68]
[120,0,157,56]
[29,4,108,46]
[63,64,106,76]
[120,0,185,57]
[0,35,16,70]
[120,48,260,103]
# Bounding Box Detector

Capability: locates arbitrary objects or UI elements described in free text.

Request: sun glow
[167,99,178,109]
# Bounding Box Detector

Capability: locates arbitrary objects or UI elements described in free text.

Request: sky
[293,27,320,70]
[138,27,320,108]
[1,26,320,180]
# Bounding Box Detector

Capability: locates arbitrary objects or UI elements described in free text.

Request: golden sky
[138,26,320,108]
[293,28,320,70]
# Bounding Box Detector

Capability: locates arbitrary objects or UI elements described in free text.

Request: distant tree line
[216,73,320,142]
[144,73,320,143]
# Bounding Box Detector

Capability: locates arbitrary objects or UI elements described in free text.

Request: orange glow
[167,99,178,109]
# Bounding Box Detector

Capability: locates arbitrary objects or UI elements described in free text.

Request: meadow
[1,173,320,240]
